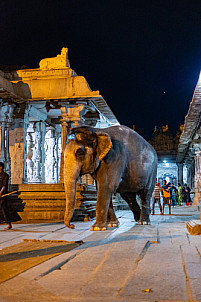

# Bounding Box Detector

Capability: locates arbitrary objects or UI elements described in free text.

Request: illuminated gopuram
[0,48,119,221]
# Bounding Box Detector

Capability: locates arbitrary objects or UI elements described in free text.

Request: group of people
[152,179,191,215]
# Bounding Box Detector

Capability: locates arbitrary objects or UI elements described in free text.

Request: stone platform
[0,205,201,302]
[0,184,97,223]
[18,183,83,222]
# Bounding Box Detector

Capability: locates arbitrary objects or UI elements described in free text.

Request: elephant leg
[90,187,112,231]
[107,197,119,228]
[120,192,141,221]
[138,190,151,225]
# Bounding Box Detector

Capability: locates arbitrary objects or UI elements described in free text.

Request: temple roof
[0,49,119,126]
[177,71,201,162]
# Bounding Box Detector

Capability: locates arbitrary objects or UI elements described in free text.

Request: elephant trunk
[64,162,80,229]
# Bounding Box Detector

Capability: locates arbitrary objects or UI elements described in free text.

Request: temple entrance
[157,163,178,186]
[149,125,183,186]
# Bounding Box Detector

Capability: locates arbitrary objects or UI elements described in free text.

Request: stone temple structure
[0,48,119,222]
[177,71,201,234]
[149,125,183,186]
[177,71,201,206]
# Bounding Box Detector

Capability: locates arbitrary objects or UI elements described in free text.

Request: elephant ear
[96,133,112,161]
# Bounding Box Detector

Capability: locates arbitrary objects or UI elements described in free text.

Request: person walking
[0,162,12,230]
[161,179,171,215]
[183,184,191,206]
[177,183,183,206]
[152,178,163,215]
[170,183,178,207]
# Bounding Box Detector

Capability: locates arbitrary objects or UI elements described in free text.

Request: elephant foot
[90,222,106,231]
[137,218,150,225]
[64,222,75,229]
[107,220,119,228]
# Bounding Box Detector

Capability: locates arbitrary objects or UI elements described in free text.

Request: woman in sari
[177,183,183,206]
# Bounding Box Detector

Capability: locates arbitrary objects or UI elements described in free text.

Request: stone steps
[0,183,98,223]
[18,184,65,192]
[17,183,84,222]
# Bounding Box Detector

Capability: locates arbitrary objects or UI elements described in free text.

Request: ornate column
[59,103,87,183]
[0,123,6,163]
[0,102,15,179]
[187,151,195,188]
[26,123,34,183]
[193,150,201,205]
[55,125,61,183]
[177,163,183,185]
[23,107,30,183]
[44,126,57,183]
[23,105,47,183]
[31,121,46,183]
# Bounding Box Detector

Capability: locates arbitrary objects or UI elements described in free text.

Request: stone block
[186,220,201,235]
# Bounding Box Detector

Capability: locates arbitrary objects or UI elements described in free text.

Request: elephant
[64,125,157,231]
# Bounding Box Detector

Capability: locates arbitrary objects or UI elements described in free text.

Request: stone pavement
[0,205,201,302]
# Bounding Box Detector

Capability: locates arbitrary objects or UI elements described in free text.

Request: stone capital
[60,103,88,127]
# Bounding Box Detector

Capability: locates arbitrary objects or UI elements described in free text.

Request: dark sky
[1,0,201,138]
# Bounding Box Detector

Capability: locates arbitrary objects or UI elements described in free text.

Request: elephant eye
[75,147,86,157]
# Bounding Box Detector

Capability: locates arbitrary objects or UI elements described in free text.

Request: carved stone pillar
[0,123,6,163]
[55,125,61,183]
[177,163,183,186]
[23,108,30,183]
[193,150,201,205]
[0,102,15,179]
[44,126,57,183]
[26,123,34,183]
[31,122,46,183]
[59,103,87,183]
[5,126,11,175]
[23,105,47,183]
[187,163,192,187]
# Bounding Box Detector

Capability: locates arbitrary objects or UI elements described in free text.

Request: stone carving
[39,48,70,70]
[44,129,57,183]
[10,142,24,184]
[0,103,14,124]
[26,127,34,183]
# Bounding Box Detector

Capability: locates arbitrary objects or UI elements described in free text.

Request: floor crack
[35,251,82,280]
[180,245,195,302]
[195,246,201,258]
[117,240,152,295]
[186,233,191,246]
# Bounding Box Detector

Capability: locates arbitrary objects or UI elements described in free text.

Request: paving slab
[0,206,201,302]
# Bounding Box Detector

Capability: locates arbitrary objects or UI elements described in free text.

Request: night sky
[1,0,201,138]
